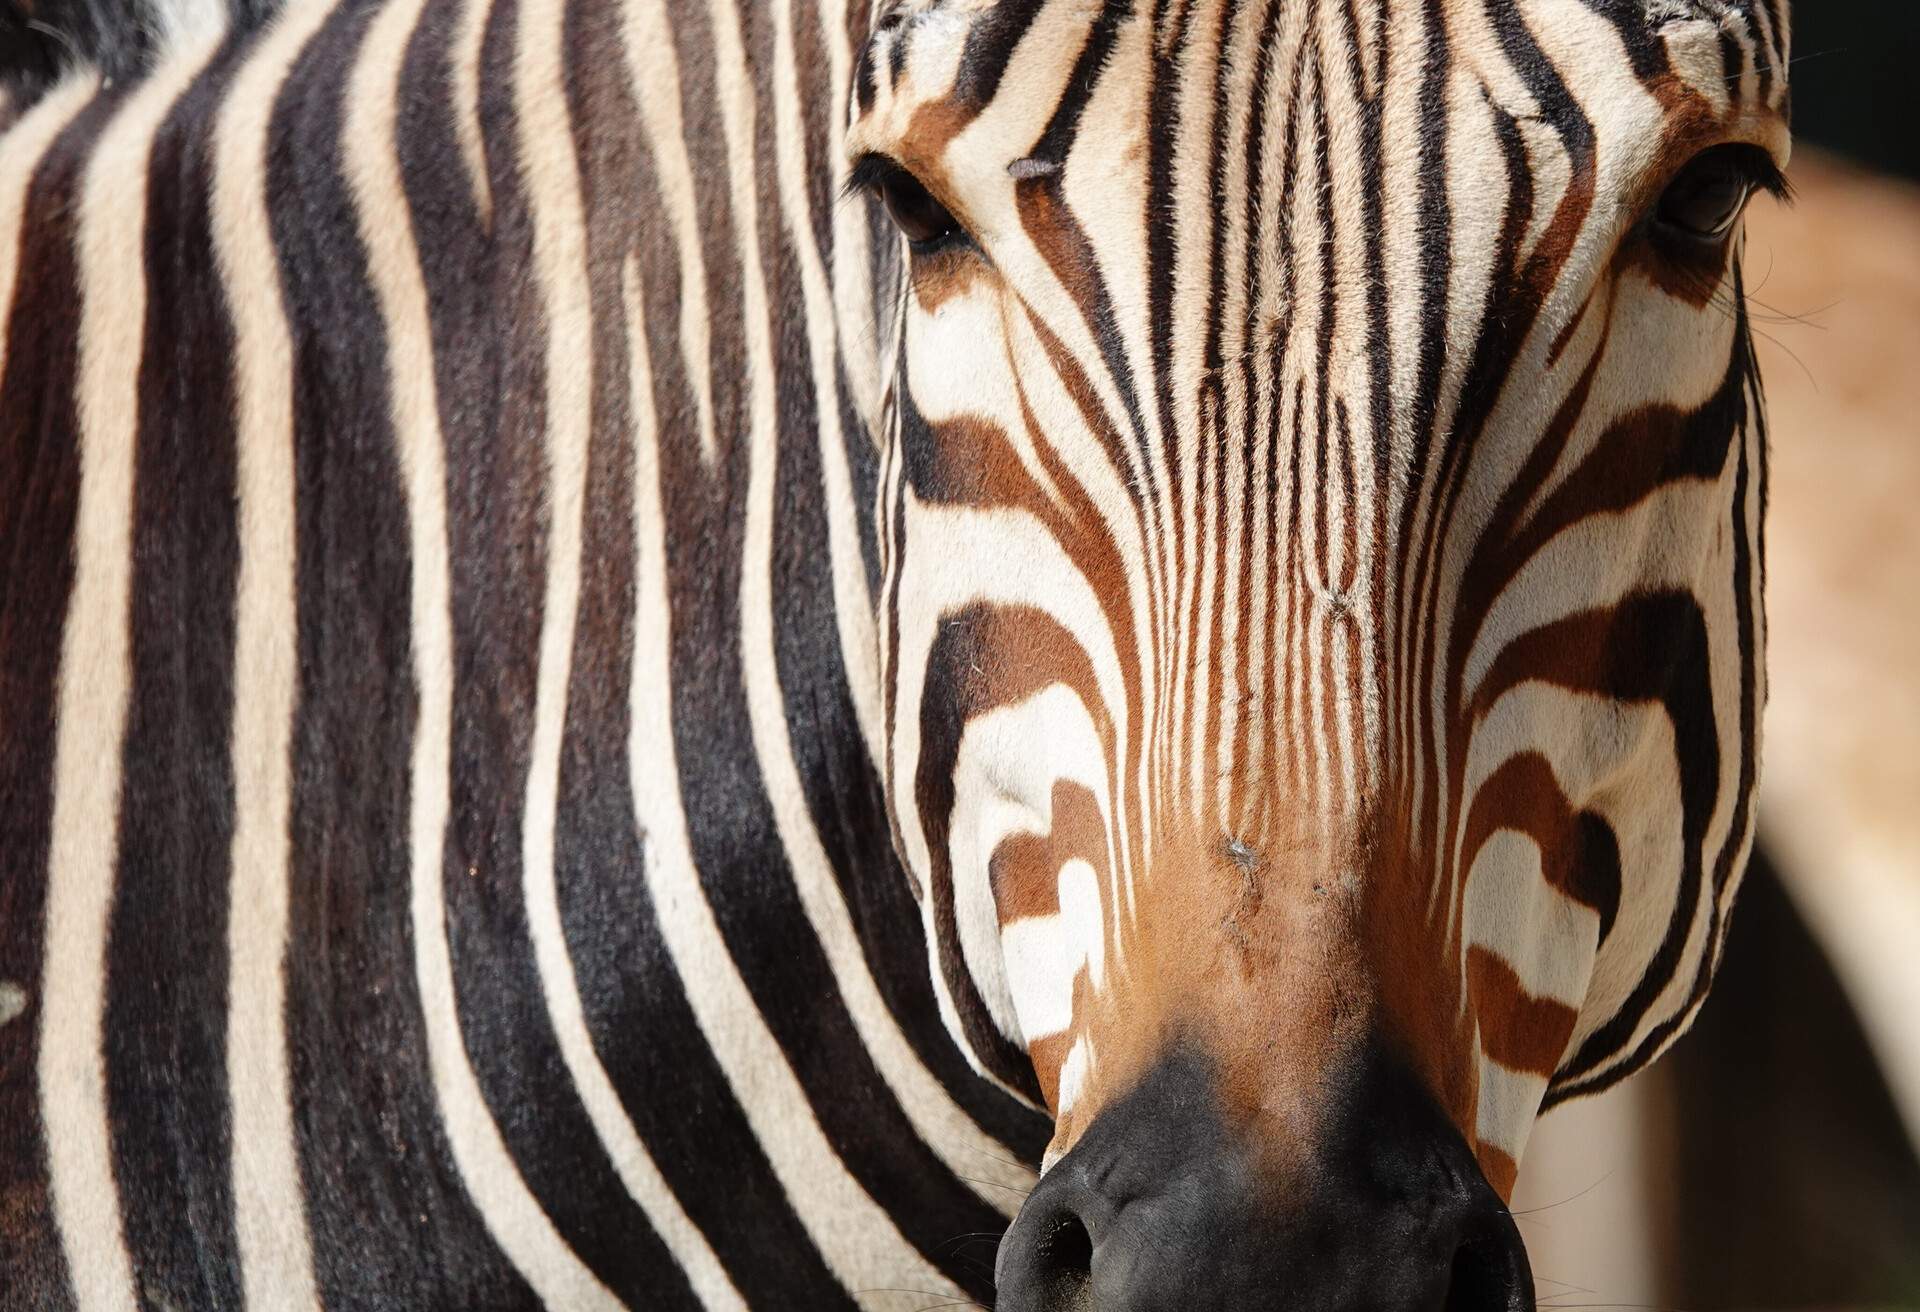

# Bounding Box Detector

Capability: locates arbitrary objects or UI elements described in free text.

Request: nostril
[1033,1213,1094,1307]
[1444,1242,1499,1311]
[1443,1234,1533,1312]
[1006,1214,1098,1312]
[1041,1213,1092,1273]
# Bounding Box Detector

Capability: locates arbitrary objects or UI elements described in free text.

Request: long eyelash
[1746,152,1794,205]
[842,152,902,202]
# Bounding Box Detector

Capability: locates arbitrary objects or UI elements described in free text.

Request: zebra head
[849,0,1788,1301]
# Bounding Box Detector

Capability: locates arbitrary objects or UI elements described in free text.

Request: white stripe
[342,1,616,1304]
[618,0,718,467]
[627,271,951,1310]
[0,77,98,381]
[449,0,494,223]
[510,0,745,1298]
[210,0,340,1306]
[41,39,217,1312]
[1475,1048,1550,1169]
[1052,1035,1095,1123]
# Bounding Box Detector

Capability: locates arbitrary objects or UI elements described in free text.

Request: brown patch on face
[1460,754,1621,942]
[990,780,1109,924]
[1479,1144,1519,1201]
[1362,800,1479,1142]
[902,407,1039,511]
[1614,221,1738,310]
[1026,1026,1076,1113]
[1013,173,1104,308]
[1466,947,1579,1077]
[906,243,990,315]
[1040,813,1378,1187]
[900,96,980,185]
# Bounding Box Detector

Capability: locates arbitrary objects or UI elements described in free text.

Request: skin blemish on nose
[1220,837,1265,938]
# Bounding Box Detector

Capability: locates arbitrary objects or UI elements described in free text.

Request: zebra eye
[850,156,962,251]
[1654,144,1783,241]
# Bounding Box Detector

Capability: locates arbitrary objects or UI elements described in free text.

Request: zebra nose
[994,1045,1535,1311]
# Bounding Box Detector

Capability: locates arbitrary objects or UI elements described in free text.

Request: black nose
[994,1046,1533,1311]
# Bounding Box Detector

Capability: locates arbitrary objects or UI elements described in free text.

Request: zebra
[0,0,1790,1306]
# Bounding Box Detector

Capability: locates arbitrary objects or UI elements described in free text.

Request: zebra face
[850,0,1786,1293]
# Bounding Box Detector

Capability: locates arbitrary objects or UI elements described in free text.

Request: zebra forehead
[850,0,1785,139]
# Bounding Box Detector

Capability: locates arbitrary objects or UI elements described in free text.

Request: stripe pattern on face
[851,0,1786,1193]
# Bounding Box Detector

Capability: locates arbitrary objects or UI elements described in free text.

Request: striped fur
[1,0,1041,1306]
[0,0,1788,1306]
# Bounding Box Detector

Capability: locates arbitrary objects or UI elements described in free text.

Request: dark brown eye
[850,156,962,251]
[879,170,959,247]
[1654,143,1782,241]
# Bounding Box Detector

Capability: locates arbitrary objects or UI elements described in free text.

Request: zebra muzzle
[993,1043,1533,1311]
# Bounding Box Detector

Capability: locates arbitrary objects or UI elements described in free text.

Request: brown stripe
[1467,947,1578,1078]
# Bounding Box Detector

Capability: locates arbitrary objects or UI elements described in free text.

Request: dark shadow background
[1791,3,1920,182]
[1670,859,1920,1307]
